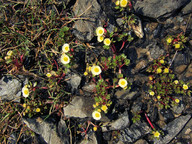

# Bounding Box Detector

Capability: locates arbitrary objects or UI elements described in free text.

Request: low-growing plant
[146,56,191,109]
[166,32,188,51]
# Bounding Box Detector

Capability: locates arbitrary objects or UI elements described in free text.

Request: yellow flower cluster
[60,43,70,65]
[5,50,13,60]
[115,0,128,7]
[96,27,111,46]
[92,103,109,120]
[84,64,102,76]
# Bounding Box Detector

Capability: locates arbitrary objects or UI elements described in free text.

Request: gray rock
[171,102,185,115]
[119,121,151,143]
[173,52,190,67]
[153,115,191,144]
[79,130,98,144]
[179,63,192,84]
[115,89,140,100]
[172,117,192,142]
[173,53,190,75]
[64,96,94,119]
[66,72,81,94]
[23,117,69,144]
[182,0,192,15]
[134,0,189,19]
[131,98,143,113]
[72,0,106,41]
[147,42,165,59]
[160,109,175,123]
[102,112,129,132]
[0,75,27,102]
[132,60,148,74]
[134,139,149,144]
[82,82,96,95]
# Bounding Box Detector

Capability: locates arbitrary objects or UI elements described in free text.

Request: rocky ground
[0,0,192,144]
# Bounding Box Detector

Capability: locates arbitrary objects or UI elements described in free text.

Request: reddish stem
[119,40,127,51]
[112,44,116,53]
[92,77,96,83]
[57,73,65,84]
[54,59,59,70]
[145,113,155,129]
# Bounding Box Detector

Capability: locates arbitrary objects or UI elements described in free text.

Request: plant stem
[145,113,155,129]
[169,50,177,67]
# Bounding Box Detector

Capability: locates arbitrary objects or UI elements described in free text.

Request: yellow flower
[92,111,101,120]
[36,108,41,112]
[104,38,111,46]
[22,87,29,98]
[157,96,161,100]
[149,76,153,81]
[159,59,164,64]
[26,106,30,110]
[46,73,52,78]
[174,80,179,84]
[183,84,188,90]
[164,68,169,73]
[88,66,92,72]
[149,91,155,96]
[96,102,99,106]
[96,27,104,36]
[156,68,162,74]
[118,79,127,88]
[175,43,180,49]
[175,99,180,103]
[153,131,160,138]
[24,84,28,88]
[101,105,108,112]
[91,65,102,75]
[84,71,88,76]
[115,0,120,6]
[93,126,97,131]
[23,103,27,108]
[97,109,101,112]
[97,36,104,42]
[7,50,13,56]
[62,43,70,53]
[93,104,96,108]
[5,56,10,60]
[123,86,128,90]
[120,0,128,7]
[60,54,70,65]
[167,38,172,44]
